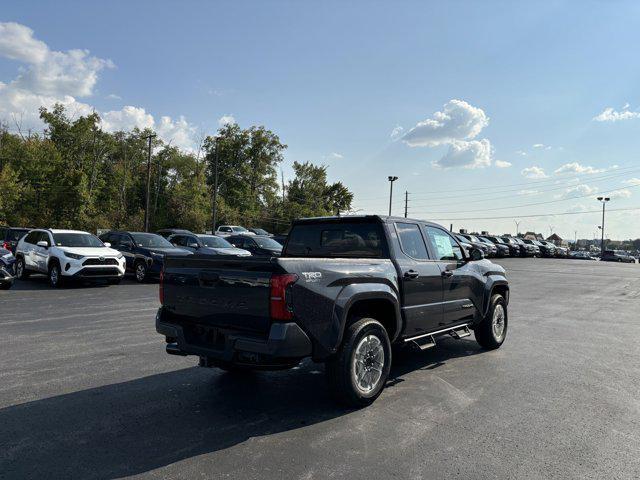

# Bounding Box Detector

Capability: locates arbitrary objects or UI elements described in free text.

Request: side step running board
[449,325,471,339]
[411,335,436,350]
[404,323,471,349]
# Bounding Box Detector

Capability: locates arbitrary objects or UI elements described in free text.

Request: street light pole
[597,196,610,256]
[514,219,521,236]
[142,133,156,232]
[387,176,398,216]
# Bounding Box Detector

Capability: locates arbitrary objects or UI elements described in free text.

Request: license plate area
[184,324,226,349]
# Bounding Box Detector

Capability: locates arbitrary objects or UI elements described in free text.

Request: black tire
[474,294,507,350]
[16,257,29,280]
[0,282,12,290]
[134,261,147,283]
[48,262,64,288]
[326,317,392,408]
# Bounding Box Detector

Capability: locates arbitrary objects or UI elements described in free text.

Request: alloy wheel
[352,334,385,394]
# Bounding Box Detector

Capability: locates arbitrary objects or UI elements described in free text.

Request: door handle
[404,270,419,279]
[441,269,454,278]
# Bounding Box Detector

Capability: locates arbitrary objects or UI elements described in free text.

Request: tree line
[0,105,353,234]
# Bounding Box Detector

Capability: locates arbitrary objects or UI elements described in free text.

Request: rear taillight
[159,268,165,305]
[2,242,9,251]
[270,273,298,321]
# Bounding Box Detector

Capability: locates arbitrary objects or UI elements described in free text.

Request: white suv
[15,229,126,287]
[214,225,255,237]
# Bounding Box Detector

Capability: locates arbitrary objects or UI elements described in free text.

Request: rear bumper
[156,308,312,368]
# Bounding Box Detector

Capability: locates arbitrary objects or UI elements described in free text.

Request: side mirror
[37,240,49,248]
[188,243,199,249]
[103,242,111,248]
[470,247,484,261]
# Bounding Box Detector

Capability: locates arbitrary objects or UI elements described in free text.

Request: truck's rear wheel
[326,317,391,407]
[474,294,507,349]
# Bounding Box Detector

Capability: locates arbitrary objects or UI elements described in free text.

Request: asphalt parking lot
[1,258,639,479]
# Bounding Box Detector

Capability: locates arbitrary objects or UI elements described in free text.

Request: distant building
[546,233,565,246]
[523,231,543,241]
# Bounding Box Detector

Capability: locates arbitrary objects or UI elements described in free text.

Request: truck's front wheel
[475,293,508,349]
[327,317,391,407]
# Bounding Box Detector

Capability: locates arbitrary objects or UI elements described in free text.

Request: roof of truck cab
[292,215,444,228]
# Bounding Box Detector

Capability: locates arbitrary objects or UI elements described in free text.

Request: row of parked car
[0,224,287,289]
[1,222,636,290]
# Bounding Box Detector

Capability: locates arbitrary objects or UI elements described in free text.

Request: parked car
[569,251,597,261]
[600,250,636,263]
[501,236,528,257]
[100,231,192,282]
[156,215,509,407]
[457,234,490,256]
[0,246,16,290]
[226,234,283,256]
[168,233,251,256]
[15,229,126,287]
[0,226,33,254]
[478,236,509,257]
[529,239,555,257]
[484,235,513,257]
[553,245,569,258]
[272,234,288,246]
[248,228,272,236]
[521,239,544,257]
[156,228,194,239]
[215,225,255,237]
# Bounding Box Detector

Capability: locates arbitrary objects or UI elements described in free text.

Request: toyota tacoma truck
[156,216,509,406]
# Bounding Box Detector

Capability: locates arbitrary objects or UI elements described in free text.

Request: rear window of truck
[284,222,389,258]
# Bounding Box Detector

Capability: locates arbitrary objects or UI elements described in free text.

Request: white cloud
[556,184,599,200]
[554,162,605,175]
[495,160,512,168]
[329,152,343,159]
[516,150,527,156]
[106,93,121,100]
[0,21,199,150]
[609,189,632,199]
[623,178,640,186]
[390,125,404,140]
[0,22,48,64]
[518,189,539,195]
[402,99,489,147]
[433,139,492,169]
[593,105,640,122]
[532,143,545,149]
[218,114,235,127]
[521,166,547,179]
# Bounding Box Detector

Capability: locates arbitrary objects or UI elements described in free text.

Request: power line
[428,206,640,222]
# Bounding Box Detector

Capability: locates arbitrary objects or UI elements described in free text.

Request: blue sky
[2,1,640,239]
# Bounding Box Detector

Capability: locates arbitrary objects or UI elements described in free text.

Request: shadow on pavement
[0,338,483,479]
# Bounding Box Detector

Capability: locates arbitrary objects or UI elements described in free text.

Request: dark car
[156,215,509,407]
[479,236,509,257]
[601,250,636,263]
[272,234,288,246]
[226,234,283,257]
[526,239,554,257]
[456,234,490,256]
[484,236,514,257]
[521,239,544,257]
[0,226,32,254]
[99,231,193,282]
[155,228,194,239]
[249,228,272,236]
[168,233,251,257]
[0,247,16,290]
[500,236,527,257]
[569,251,597,261]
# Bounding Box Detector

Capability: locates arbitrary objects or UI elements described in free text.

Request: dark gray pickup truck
[156,216,509,406]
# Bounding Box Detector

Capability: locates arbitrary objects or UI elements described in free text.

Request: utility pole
[597,196,610,256]
[142,133,156,232]
[387,176,398,216]
[404,191,408,218]
[212,140,219,232]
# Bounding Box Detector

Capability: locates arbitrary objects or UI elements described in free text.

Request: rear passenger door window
[424,227,464,261]
[395,223,429,260]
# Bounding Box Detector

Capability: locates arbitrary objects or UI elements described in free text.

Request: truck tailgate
[162,255,280,335]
